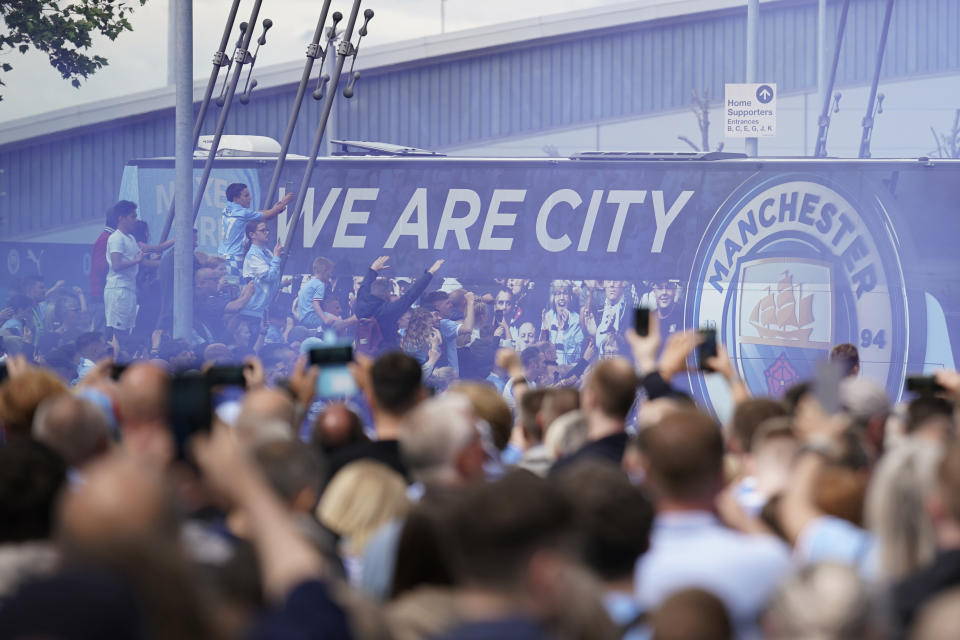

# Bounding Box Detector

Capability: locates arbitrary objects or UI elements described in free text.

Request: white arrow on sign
[758,88,772,101]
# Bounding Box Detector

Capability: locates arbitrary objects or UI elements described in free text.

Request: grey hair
[400,393,478,485]
[32,394,110,467]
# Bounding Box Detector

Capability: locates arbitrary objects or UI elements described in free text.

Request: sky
[0,0,679,124]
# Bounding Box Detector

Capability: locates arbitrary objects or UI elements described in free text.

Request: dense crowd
[3,193,960,639]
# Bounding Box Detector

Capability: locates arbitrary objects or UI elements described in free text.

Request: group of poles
[164,0,373,340]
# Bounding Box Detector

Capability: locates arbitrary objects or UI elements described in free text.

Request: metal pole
[814,0,851,157]
[188,0,264,225]
[173,0,194,340]
[859,0,895,159]
[816,0,827,130]
[323,25,340,158]
[262,0,335,210]
[278,0,364,277]
[160,0,243,242]
[745,0,759,157]
[167,0,176,86]
[441,0,446,33]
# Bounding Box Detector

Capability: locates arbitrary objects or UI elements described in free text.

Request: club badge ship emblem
[687,173,910,414]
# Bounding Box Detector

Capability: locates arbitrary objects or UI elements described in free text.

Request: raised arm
[777,396,849,544]
[139,238,176,253]
[192,424,325,603]
[457,291,476,335]
[259,193,296,221]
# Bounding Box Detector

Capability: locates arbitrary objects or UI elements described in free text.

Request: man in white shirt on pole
[104,202,144,339]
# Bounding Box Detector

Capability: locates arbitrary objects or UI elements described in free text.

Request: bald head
[311,403,365,455]
[59,455,178,548]
[202,342,234,364]
[33,394,111,468]
[117,363,169,428]
[236,387,296,446]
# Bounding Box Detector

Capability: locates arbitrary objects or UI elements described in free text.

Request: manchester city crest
[735,259,833,397]
[686,174,910,413]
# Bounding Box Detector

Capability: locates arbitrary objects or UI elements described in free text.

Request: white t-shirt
[105,230,139,290]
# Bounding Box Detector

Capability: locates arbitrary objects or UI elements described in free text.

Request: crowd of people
[3,191,960,639]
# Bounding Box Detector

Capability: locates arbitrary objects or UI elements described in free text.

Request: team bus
[4,141,958,416]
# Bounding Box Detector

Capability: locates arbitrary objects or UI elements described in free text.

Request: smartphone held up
[634,306,650,337]
[696,328,717,372]
[310,345,359,399]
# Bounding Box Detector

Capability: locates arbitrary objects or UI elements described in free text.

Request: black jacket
[354,268,434,347]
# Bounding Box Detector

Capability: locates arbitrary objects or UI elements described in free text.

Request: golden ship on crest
[749,271,815,342]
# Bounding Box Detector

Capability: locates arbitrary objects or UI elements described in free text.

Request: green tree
[0,0,148,101]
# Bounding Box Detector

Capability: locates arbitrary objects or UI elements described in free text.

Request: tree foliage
[930,109,960,159]
[678,89,724,154]
[0,0,149,100]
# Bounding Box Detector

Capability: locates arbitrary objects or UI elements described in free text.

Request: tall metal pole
[279,0,365,276]
[745,0,759,157]
[261,0,335,210]
[187,0,265,226]
[167,0,176,86]
[814,0,851,157]
[816,0,827,130]
[173,0,194,340]
[160,0,243,242]
[323,24,341,158]
[859,0,895,159]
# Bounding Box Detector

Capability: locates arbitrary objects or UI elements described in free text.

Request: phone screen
[697,328,717,372]
[906,375,946,394]
[284,180,296,198]
[169,373,212,460]
[205,365,247,389]
[310,345,358,398]
[634,306,650,337]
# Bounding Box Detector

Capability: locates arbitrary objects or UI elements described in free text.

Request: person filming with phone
[237,220,284,345]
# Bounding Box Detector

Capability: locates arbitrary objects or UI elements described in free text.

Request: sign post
[724,83,777,139]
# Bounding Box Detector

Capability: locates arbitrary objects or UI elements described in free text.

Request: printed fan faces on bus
[595,280,630,348]
[650,279,682,339]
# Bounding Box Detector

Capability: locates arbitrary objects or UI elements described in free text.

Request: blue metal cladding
[1,0,959,238]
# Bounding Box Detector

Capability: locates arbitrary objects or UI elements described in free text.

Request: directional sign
[724,83,777,138]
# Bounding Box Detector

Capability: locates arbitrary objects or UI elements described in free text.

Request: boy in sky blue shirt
[297,256,334,329]
[219,182,294,276]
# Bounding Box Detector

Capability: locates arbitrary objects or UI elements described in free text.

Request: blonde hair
[864,439,943,581]
[312,256,333,278]
[545,409,588,460]
[317,461,409,556]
